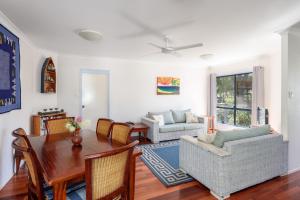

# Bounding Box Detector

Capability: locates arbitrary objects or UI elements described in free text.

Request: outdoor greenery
[217,76,234,107]
[216,73,252,127]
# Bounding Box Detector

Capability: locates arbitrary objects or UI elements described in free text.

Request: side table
[130,123,149,142]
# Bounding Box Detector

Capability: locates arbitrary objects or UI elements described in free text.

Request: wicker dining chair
[45,117,74,135]
[96,118,114,138]
[85,140,139,200]
[12,128,45,200]
[110,123,133,145]
[11,130,25,175]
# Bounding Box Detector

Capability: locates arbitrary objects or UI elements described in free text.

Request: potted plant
[66,117,90,146]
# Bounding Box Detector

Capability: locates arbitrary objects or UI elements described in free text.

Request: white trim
[287,167,300,175]
[0,10,36,48]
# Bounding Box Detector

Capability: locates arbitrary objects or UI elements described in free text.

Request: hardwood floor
[1,138,300,199]
[1,161,300,200]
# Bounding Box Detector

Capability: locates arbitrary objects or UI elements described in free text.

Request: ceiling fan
[148,36,203,57]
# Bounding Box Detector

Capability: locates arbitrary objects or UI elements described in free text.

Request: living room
[0,0,300,200]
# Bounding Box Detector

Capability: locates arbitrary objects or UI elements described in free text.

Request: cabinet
[41,57,56,93]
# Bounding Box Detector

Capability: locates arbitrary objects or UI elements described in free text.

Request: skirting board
[287,167,300,175]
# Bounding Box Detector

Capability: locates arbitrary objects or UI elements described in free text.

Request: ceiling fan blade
[148,42,164,49]
[170,51,182,57]
[173,43,203,51]
[120,12,165,39]
[139,51,161,58]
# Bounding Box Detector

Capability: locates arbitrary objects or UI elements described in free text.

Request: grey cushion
[212,125,271,148]
[148,111,175,124]
[171,109,191,123]
[159,123,185,133]
[184,123,203,130]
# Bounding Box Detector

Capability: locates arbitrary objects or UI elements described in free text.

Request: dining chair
[11,130,25,175]
[96,118,114,138]
[12,128,85,199]
[85,140,139,200]
[45,117,74,135]
[12,128,45,200]
[110,123,133,145]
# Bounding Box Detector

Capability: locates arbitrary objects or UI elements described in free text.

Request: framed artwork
[0,24,21,114]
[157,77,180,95]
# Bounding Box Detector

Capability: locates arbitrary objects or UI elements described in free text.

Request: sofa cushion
[148,111,175,124]
[186,112,199,123]
[152,115,164,126]
[181,135,230,157]
[212,125,271,148]
[159,123,185,133]
[171,109,191,123]
[198,132,216,144]
[184,123,203,130]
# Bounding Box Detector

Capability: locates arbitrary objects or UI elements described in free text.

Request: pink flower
[76,116,82,123]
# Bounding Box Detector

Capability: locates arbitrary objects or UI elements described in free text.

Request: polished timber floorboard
[1,161,300,199]
[1,137,300,200]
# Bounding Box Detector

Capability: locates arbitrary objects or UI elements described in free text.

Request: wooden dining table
[28,130,142,200]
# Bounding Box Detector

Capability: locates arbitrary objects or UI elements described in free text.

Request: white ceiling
[1,0,300,65]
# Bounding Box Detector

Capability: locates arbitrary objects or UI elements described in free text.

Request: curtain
[208,73,217,129]
[251,66,265,125]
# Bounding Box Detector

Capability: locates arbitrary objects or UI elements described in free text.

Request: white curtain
[208,73,217,128]
[251,66,265,125]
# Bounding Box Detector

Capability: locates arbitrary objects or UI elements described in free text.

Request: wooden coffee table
[131,123,149,142]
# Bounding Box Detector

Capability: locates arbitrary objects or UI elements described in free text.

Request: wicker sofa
[179,133,288,199]
[141,110,208,143]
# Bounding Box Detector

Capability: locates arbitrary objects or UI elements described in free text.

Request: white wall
[57,55,208,123]
[0,12,58,188]
[208,49,282,133]
[281,31,300,172]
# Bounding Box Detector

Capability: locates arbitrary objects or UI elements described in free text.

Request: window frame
[216,72,252,126]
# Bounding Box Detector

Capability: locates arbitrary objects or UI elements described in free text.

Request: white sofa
[179,130,288,199]
[141,110,208,143]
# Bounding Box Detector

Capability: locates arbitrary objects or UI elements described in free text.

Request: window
[216,73,252,127]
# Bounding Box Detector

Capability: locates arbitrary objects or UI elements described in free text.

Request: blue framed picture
[0,24,21,114]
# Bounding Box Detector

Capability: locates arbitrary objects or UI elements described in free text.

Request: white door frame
[79,69,110,119]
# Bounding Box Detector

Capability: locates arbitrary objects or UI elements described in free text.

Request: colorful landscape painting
[157,77,180,95]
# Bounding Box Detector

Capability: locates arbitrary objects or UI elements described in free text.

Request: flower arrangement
[66,116,90,132]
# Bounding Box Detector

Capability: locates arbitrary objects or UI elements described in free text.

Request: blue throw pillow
[212,125,271,148]
[148,111,175,124]
[171,109,191,123]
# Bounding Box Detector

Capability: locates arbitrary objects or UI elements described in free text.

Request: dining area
[11,117,142,200]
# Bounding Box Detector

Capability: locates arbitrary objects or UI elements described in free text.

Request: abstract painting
[0,24,21,114]
[157,77,180,95]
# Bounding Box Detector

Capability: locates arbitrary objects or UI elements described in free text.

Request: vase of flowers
[66,117,90,146]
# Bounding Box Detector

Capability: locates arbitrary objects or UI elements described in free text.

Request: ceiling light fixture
[78,29,103,42]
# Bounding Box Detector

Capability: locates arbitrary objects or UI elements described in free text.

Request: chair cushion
[212,125,271,148]
[171,109,191,123]
[159,123,185,133]
[148,111,175,124]
[184,123,203,130]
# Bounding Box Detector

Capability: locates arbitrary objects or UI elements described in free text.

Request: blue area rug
[44,181,86,200]
[138,140,193,187]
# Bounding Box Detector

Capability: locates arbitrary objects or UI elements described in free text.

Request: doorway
[80,69,110,129]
